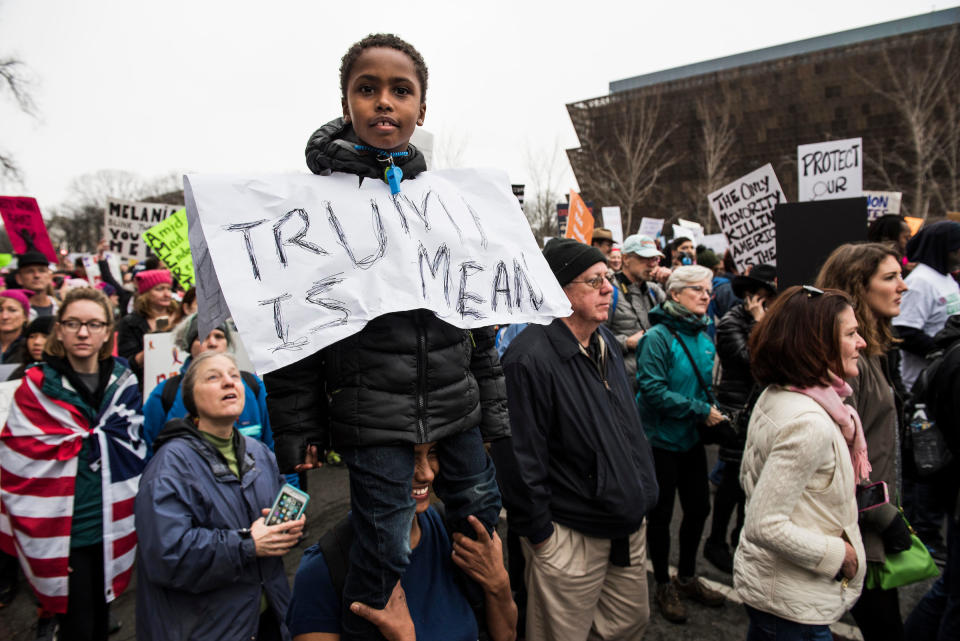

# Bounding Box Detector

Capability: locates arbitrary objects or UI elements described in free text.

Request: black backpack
[160,371,261,414]
[317,506,490,640]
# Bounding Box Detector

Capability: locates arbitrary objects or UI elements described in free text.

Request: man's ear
[417,102,426,126]
[14,273,22,287]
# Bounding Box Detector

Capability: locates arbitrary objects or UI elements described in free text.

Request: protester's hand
[293,444,322,472]
[452,515,510,594]
[350,581,416,641]
[841,540,859,579]
[651,266,672,284]
[705,406,726,427]
[96,239,108,259]
[251,508,303,557]
[625,329,645,350]
[744,293,766,322]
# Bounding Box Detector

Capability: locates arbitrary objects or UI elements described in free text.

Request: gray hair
[665,265,715,293]
[181,350,241,418]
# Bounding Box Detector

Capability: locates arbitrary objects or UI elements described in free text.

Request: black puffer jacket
[715,303,757,463]
[263,119,510,472]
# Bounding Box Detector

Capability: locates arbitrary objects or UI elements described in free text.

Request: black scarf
[304,117,428,182]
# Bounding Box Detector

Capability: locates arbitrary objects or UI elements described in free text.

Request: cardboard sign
[601,207,624,245]
[797,137,863,202]
[144,208,195,288]
[709,163,785,271]
[864,190,902,222]
[0,196,58,262]
[700,233,729,256]
[142,331,187,399]
[638,217,665,239]
[104,198,182,262]
[774,198,868,289]
[564,191,594,244]
[186,169,572,375]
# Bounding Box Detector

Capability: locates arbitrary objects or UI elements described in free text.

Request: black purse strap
[665,325,716,405]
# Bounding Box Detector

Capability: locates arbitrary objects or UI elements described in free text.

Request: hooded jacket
[135,419,291,641]
[635,304,715,452]
[263,119,509,471]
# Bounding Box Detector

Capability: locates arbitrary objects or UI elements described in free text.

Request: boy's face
[342,47,426,153]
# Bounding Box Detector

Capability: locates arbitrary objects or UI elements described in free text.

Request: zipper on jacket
[416,313,427,443]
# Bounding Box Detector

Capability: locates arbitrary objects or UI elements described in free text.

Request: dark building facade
[566,8,960,235]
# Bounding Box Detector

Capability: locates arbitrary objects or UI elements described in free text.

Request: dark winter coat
[263,119,509,471]
[135,419,291,641]
[715,304,757,463]
[491,319,658,543]
[115,312,151,384]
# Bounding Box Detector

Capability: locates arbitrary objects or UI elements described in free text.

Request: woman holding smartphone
[135,351,304,641]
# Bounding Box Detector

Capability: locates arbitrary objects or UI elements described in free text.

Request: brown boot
[655,582,688,623]
[674,576,725,607]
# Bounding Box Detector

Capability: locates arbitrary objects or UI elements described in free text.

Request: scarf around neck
[790,374,871,484]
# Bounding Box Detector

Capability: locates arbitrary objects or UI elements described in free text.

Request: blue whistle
[385,165,403,195]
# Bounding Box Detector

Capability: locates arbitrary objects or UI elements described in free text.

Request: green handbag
[865,516,940,590]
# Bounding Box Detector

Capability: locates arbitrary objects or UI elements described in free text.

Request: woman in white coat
[733,285,868,641]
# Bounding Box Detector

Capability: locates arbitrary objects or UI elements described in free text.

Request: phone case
[265,483,310,526]
[857,480,889,513]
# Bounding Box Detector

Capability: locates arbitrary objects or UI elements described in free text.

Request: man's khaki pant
[521,522,650,641]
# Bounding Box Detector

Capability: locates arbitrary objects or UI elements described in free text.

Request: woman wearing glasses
[0,288,146,640]
[734,286,867,640]
[635,264,726,624]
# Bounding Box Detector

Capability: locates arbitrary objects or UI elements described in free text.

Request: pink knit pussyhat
[135,269,172,295]
[789,373,871,484]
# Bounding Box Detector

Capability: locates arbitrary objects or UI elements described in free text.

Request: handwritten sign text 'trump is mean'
[186,169,571,375]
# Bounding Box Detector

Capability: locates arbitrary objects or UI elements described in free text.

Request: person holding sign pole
[263,34,508,641]
[116,269,176,386]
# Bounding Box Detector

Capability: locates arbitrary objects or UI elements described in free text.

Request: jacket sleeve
[142,382,168,458]
[635,330,711,420]
[135,471,258,593]
[741,413,847,578]
[253,376,275,451]
[469,326,510,441]
[490,356,554,544]
[98,258,133,314]
[262,351,328,473]
[716,310,751,374]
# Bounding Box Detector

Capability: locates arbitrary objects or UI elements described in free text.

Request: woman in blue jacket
[135,350,304,641]
[635,264,726,624]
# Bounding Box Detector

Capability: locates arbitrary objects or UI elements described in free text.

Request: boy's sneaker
[674,576,725,607]
[703,540,734,574]
[36,616,59,641]
[655,582,687,623]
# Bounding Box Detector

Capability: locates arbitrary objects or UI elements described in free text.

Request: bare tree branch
[522,139,565,245]
[684,90,737,233]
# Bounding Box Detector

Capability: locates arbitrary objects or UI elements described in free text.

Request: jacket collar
[155,418,257,483]
[304,117,428,181]
[545,318,597,362]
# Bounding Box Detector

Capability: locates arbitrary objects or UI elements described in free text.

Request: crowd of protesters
[0,31,959,641]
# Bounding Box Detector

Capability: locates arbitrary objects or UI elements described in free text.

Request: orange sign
[904,216,924,236]
[564,191,594,244]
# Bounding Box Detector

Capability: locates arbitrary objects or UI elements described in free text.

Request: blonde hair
[44,288,115,361]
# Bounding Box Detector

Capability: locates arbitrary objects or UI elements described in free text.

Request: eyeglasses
[571,274,609,290]
[59,319,109,333]
[680,285,713,296]
[802,285,824,298]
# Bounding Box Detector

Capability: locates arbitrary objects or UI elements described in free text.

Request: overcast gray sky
[0,0,945,212]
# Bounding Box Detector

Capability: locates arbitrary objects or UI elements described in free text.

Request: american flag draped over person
[0,361,146,614]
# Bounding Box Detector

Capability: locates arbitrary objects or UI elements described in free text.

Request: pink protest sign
[0,197,57,263]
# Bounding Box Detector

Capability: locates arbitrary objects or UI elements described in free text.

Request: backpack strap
[240,370,261,397]
[610,284,620,317]
[161,374,182,414]
[665,325,716,404]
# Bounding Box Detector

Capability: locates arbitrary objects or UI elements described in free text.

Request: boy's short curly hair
[339,33,429,102]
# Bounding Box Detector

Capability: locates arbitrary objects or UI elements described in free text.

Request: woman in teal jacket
[636,264,726,624]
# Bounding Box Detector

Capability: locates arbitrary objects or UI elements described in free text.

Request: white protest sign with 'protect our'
[187,169,572,375]
[797,137,863,202]
[638,217,664,240]
[709,163,785,271]
[864,190,902,222]
[601,207,624,245]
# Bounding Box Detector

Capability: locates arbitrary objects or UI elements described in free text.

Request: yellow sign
[143,208,195,288]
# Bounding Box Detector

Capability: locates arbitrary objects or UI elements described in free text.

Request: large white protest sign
[186,169,572,375]
[105,199,182,262]
[864,190,902,222]
[700,233,729,256]
[0,380,19,426]
[677,218,704,245]
[709,163,785,271]
[797,137,863,202]
[143,332,188,399]
[601,207,624,244]
[638,217,664,239]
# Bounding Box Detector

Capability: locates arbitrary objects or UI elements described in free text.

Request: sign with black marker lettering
[797,137,863,202]
[186,169,572,375]
[104,199,182,261]
[708,163,785,271]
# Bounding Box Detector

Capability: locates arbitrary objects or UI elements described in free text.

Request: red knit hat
[0,289,32,316]
[135,269,173,295]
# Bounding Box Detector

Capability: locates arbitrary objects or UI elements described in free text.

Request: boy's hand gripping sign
[186,169,572,375]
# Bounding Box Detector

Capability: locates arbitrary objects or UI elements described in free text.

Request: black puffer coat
[263,119,510,472]
[715,303,757,463]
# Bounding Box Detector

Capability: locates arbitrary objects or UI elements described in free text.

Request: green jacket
[635,304,715,452]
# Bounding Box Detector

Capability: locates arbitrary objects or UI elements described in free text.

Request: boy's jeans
[339,426,501,641]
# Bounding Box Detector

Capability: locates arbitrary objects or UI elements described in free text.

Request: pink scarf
[790,375,871,484]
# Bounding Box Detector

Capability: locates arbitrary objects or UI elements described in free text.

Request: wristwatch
[238,528,252,539]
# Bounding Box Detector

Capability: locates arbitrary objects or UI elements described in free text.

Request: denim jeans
[904,514,960,641]
[745,605,833,641]
[339,426,501,641]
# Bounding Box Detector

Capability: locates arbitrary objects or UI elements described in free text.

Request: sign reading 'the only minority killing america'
[186,169,572,375]
[797,137,863,202]
[708,163,785,271]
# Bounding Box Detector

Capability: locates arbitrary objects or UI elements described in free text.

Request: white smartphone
[264,483,310,526]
